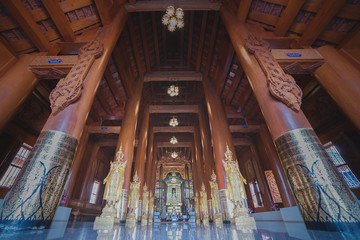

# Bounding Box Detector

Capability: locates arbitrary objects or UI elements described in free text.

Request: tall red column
[221,5,360,231]
[0,7,128,230]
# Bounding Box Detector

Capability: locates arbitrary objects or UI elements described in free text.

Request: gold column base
[0,130,77,230]
[140,215,148,226]
[125,213,137,228]
[203,215,209,228]
[93,204,119,230]
[233,205,256,230]
[214,213,223,228]
[275,128,360,231]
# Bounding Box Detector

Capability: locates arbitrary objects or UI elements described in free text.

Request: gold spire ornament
[210,170,223,227]
[126,172,140,228]
[222,144,256,229]
[94,146,127,230]
[200,184,210,227]
[141,184,149,226]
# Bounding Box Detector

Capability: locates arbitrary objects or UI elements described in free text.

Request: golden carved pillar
[315,46,360,130]
[202,75,238,221]
[114,77,144,221]
[132,105,150,221]
[221,5,360,231]
[191,158,201,226]
[148,146,157,224]
[144,125,154,224]
[0,8,127,230]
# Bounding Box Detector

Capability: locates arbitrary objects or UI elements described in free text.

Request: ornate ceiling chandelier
[167,85,179,97]
[169,117,178,127]
[171,152,178,158]
[162,6,184,32]
[170,136,178,144]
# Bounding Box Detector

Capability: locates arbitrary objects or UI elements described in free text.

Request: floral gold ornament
[171,151,178,159]
[210,170,223,227]
[162,6,184,32]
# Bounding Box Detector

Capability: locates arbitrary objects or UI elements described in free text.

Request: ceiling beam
[151,12,161,67]
[196,11,208,72]
[233,138,252,146]
[124,1,221,12]
[299,0,347,46]
[2,0,50,51]
[153,126,195,133]
[144,71,202,82]
[237,86,252,113]
[139,13,151,72]
[156,142,193,148]
[237,0,252,22]
[149,105,199,114]
[41,0,75,42]
[128,14,145,79]
[229,125,260,133]
[96,91,112,115]
[104,66,123,106]
[214,42,234,95]
[113,42,135,98]
[274,0,305,36]
[203,12,219,77]
[225,64,243,105]
[187,11,195,67]
[88,126,121,134]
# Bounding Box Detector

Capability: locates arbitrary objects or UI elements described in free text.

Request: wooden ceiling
[2,0,359,160]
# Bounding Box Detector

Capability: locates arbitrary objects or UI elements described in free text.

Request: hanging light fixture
[162,6,184,32]
[170,136,178,144]
[167,85,179,97]
[171,152,178,158]
[169,117,179,127]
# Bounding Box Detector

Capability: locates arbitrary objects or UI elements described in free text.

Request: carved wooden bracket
[245,34,302,112]
[49,40,104,115]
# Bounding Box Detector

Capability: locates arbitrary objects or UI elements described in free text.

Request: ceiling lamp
[169,117,178,127]
[162,6,184,32]
[170,136,178,144]
[167,85,179,97]
[171,152,178,158]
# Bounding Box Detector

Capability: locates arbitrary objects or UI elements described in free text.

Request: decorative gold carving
[200,184,209,227]
[49,40,104,115]
[245,33,302,111]
[209,170,222,224]
[194,192,200,226]
[94,147,126,229]
[103,147,126,205]
[148,192,154,224]
[223,144,255,227]
[162,166,186,180]
[264,170,282,203]
[0,130,77,229]
[141,184,149,226]
[275,128,360,229]
[126,172,140,228]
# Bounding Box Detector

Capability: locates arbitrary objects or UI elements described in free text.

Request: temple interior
[0,0,360,239]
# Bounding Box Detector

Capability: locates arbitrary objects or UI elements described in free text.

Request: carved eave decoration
[159,152,190,165]
[49,40,104,115]
[162,166,186,180]
[245,33,302,112]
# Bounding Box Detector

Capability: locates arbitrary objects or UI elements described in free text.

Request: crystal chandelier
[171,152,178,158]
[162,6,184,32]
[169,117,178,127]
[167,85,179,97]
[170,136,178,144]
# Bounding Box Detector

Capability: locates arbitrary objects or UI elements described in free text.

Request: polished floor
[0,220,359,240]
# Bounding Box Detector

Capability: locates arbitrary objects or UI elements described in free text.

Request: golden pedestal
[125,212,137,228]
[214,213,223,228]
[233,206,256,230]
[93,205,120,230]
